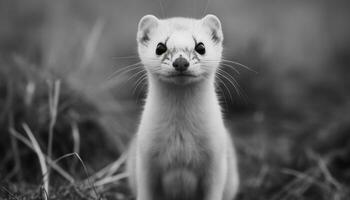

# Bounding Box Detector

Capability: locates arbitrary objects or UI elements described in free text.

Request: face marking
[137,15,223,85]
[192,36,198,45]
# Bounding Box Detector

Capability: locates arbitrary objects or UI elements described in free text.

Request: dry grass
[0,57,130,199]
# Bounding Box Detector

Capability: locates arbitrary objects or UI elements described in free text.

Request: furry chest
[149,129,211,171]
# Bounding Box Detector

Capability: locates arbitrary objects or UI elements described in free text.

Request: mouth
[167,72,197,78]
[157,71,201,85]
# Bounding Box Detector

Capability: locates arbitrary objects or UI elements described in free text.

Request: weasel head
[137,14,223,85]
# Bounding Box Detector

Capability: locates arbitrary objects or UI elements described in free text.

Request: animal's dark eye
[195,42,205,55]
[156,43,167,55]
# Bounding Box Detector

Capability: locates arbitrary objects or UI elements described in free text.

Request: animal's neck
[143,76,222,125]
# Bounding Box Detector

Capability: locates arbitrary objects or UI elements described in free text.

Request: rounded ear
[201,14,223,43]
[137,15,159,44]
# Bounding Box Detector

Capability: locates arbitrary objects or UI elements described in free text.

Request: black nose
[172,57,189,72]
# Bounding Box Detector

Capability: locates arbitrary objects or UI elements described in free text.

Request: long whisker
[112,55,139,59]
[108,66,143,81]
[133,75,147,94]
[215,75,229,108]
[221,59,258,74]
[100,68,143,90]
[133,74,148,99]
[218,68,249,103]
[203,60,249,103]
[111,55,159,62]
[202,58,257,74]
[215,73,233,104]
[127,69,147,82]
[217,71,235,93]
[220,63,240,75]
[106,62,142,80]
[134,73,147,89]
[136,79,148,104]
[111,61,142,70]
[217,69,242,98]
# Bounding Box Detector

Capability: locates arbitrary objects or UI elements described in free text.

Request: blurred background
[1,0,350,199]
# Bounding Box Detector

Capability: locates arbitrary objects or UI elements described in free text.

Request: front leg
[136,147,157,200]
[135,155,150,200]
[204,148,227,200]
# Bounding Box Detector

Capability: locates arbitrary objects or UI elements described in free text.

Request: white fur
[127,15,239,200]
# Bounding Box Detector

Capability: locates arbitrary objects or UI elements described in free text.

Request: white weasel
[127,14,239,200]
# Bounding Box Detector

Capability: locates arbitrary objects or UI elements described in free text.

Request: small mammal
[127,14,239,200]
